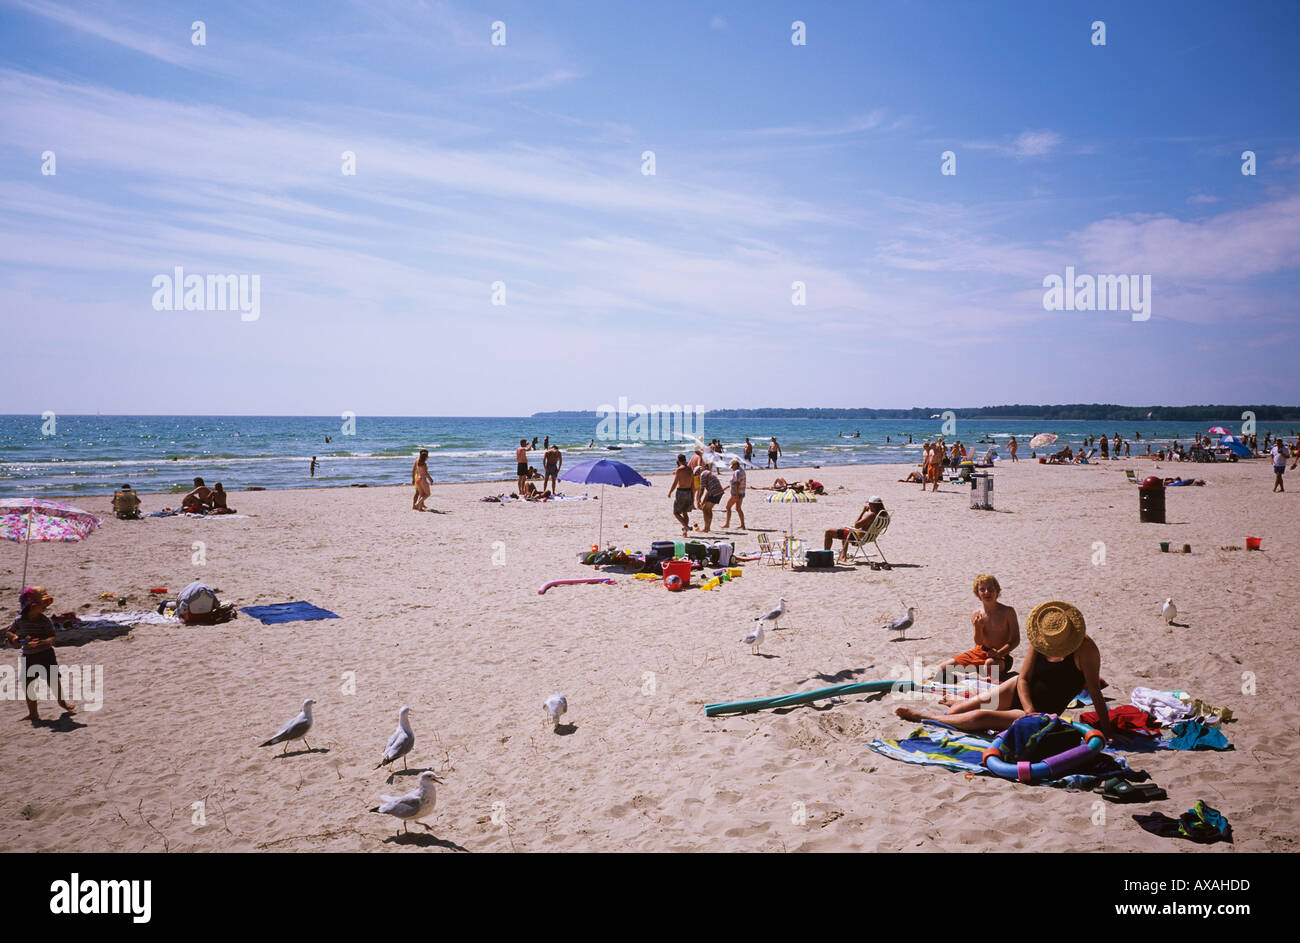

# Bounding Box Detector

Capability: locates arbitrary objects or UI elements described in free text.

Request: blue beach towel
[240,601,340,625]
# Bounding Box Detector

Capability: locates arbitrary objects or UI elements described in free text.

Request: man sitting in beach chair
[824,497,886,564]
[112,484,142,520]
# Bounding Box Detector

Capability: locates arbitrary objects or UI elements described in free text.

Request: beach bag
[1001,714,1082,763]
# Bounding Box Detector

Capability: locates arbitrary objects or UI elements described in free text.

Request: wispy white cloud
[964,129,1064,160]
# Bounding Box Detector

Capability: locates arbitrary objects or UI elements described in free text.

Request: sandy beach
[2,458,1295,853]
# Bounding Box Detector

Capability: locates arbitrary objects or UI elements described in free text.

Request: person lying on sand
[896,601,1118,740]
[899,470,923,483]
[932,574,1019,680]
[823,497,884,562]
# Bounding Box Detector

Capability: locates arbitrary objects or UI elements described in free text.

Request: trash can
[1138,476,1165,523]
[970,472,994,510]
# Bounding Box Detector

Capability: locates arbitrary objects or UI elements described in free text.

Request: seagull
[883,607,915,639]
[544,692,568,729]
[370,771,443,835]
[1162,598,1177,625]
[740,622,765,655]
[756,598,787,630]
[259,698,314,754]
[375,706,415,771]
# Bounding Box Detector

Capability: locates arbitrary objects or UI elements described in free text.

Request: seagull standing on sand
[883,607,915,640]
[375,706,415,771]
[259,699,314,754]
[1162,598,1177,625]
[740,622,765,655]
[370,771,443,835]
[544,692,568,729]
[756,598,787,630]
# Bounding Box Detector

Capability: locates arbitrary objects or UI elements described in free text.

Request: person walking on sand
[310,456,317,478]
[1008,436,1018,462]
[722,460,747,530]
[669,454,694,537]
[412,449,432,510]
[698,462,725,532]
[767,437,782,469]
[1272,440,1289,492]
[515,439,530,497]
[5,587,77,722]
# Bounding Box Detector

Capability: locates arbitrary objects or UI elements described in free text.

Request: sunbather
[823,497,884,562]
[933,574,1019,680]
[181,477,212,511]
[112,484,142,520]
[896,601,1118,740]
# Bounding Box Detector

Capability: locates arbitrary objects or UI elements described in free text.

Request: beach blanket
[871,720,1137,788]
[59,609,181,630]
[148,508,246,519]
[239,601,340,625]
[869,723,992,774]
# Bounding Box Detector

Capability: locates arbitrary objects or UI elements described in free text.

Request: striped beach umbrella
[0,498,103,587]
[765,488,816,531]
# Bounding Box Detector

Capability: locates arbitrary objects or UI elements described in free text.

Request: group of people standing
[669,449,747,536]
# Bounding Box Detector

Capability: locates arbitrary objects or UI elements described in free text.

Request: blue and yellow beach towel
[870,723,993,774]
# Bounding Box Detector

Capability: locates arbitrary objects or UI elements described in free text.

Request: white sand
[1,459,1295,852]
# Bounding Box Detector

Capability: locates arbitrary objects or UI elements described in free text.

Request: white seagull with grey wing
[755,597,787,630]
[544,692,568,729]
[370,771,442,835]
[1162,598,1177,625]
[883,607,915,640]
[375,706,415,771]
[259,698,314,754]
[740,622,765,655]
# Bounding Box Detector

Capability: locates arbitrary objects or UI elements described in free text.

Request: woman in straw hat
[895,601,1117,739]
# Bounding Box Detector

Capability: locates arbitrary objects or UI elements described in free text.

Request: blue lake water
[0,414,1274,497]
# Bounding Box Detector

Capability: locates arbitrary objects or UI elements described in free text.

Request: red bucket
[661,559,692,586]
[1246,536,1262,551]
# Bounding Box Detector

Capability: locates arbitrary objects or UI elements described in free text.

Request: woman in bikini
[412,449,432,511]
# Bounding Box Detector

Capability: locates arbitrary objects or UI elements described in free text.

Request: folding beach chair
[846,510,891,566]
[783,536,806,569]
[1124,469,1139,484]
[756,533,784,566]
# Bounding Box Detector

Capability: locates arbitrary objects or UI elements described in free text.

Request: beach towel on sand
[870,721,1136,788]
[240,601,340,625]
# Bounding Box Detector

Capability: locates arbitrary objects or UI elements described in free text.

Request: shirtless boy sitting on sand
[934,574,1019,681]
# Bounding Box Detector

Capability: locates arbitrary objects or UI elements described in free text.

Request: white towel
[1130,686,1193,726]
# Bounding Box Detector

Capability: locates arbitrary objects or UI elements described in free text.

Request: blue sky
[1,0,1298,415]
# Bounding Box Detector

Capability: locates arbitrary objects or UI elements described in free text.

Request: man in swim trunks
[543,444,562,495]
[743,438,754,463]
[698,463,725,532]
[515,439,529,497]
[669,454,695,536]
[767,437,781,468]
[933,574,1019,681]
[823,497,884,562]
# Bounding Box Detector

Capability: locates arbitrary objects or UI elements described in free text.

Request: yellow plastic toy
[726,568,743,579]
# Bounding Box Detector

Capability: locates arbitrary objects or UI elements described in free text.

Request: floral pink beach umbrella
[1029,433,1058,449]
[1206,426,1230,436]
[0,498,103,587]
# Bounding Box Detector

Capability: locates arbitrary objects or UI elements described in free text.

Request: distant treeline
[533,405,1300,421]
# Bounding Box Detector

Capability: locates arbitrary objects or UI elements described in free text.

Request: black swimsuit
[1011,652,1086,715]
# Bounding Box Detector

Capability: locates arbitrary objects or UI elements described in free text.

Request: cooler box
[804,549,834,568]
[662,559,693,586]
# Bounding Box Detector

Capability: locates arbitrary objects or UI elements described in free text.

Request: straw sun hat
[1026,601,1087,658]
